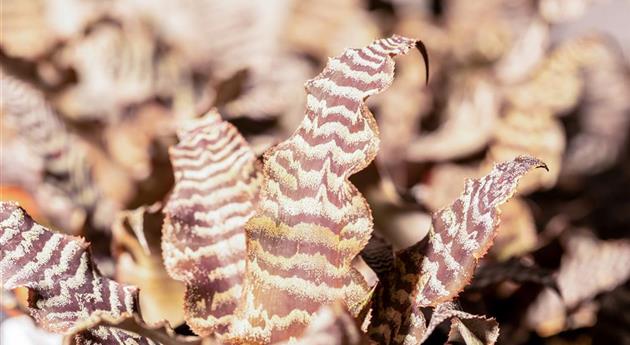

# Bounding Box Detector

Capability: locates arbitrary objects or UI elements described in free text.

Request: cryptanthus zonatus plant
[0,35,546,345]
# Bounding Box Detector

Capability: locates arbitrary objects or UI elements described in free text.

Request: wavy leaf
[226,35,428,344]
[0,202,137,334]
[162,109,262,336]
[0,202,195,344]
[369,155,546,344]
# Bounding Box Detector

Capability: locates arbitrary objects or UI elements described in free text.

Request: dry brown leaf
[447,314,500,345]
[562,36,630,175]
[406,71,499,163]
[374,49,433,187]
[55,21,191,121]
[284,0,379,60]
[490,198,538,261]
[412,163,477,212]
[494,17,550,83]
[527,231,630,336]
[444,0,536,64]
[112,204,185,325]
[538,0,600,23]
[221,55,312,128]
[0,0,104,59]
[469,257,555,290]
[365,182,432,251]
[104,102,176,181]
[116,0,288,77]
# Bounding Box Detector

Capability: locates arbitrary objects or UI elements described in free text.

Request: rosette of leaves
[1,35,546,345]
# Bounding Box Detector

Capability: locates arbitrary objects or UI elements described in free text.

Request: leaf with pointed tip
[369,156,546,345]
[226,35,428,344]
[486,108,564,194]
[161,109,261,336]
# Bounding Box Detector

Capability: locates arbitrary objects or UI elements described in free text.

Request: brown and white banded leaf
[369,156,546,344]
[162,109,261,336]
[0,202,137,334]
[226,35,428,344]
[418,156,546,305]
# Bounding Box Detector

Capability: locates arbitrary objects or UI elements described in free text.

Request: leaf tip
[414,40,430,86]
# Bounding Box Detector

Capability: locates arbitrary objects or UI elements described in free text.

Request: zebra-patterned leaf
[0,202,137,334]
[226,35,428,344]
[369,155,546,345]
[161,109,262,336]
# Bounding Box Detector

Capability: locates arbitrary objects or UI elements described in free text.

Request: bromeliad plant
[0,35,546,344]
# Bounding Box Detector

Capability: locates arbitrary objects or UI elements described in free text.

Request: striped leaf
[162,109,262,336]
[227,35,428,344]
[0,202,137,334]
[369,156,547,344]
